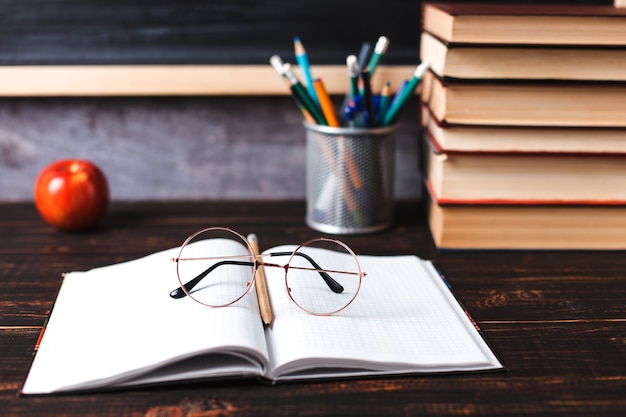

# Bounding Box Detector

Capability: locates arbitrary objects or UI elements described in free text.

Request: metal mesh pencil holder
[304,122,397,234]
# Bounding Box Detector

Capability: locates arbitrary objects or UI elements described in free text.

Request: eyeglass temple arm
[268,251,344,293]
[169,260,253,299]
[170,252,344,300]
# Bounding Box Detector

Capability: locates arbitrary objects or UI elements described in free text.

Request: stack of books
[419,2,626,250]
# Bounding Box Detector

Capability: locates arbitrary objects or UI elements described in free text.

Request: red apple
[34,159,110,231]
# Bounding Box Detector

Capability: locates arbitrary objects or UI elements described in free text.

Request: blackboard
[0,0,424,66]
[0,0,611,66]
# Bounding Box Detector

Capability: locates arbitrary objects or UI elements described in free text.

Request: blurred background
[0,0,610,201]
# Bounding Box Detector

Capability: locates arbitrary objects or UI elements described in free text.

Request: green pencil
[270,55,327,125]
[283,64,327,125]
[383,62,429,126]
[367,36,390,76]
[346,54,359,99]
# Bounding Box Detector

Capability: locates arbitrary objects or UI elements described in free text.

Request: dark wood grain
[1,200,625,416]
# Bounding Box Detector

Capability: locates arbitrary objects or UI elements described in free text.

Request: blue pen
[344,105,356,128]
[293,36,319,105]
[357,42,372,73]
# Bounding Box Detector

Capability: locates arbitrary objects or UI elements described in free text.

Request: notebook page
[22,241,268,395]
[263,248,501,380]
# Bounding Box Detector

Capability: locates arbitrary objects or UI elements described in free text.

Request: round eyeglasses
[169,227,365,316]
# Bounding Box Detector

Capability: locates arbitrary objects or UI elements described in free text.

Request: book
[420,70,626,127]
[420,31,626,82]
[426,187,626,250]
[420,105,626,155]
[420,1,626,251]
[21,241,503,395]
[422,134,626,204]
[422,2,626,46]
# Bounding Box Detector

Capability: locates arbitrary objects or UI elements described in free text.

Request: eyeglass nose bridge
[255,260,286,271]
[260,250,344,294]
[258,252,345,294]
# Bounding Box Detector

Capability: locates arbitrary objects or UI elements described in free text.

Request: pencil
[294,36,319,105]
[378,81,391,123]
[313,78,340,127]
[340,54,360,122]
[283,63,327,125]
[383,61,429,126]
[270,55,317,124]
[270,55,327,125]
[247,233,273,326]
[367,36,390,76]
[346,55,360,99]
[386,79,408,116]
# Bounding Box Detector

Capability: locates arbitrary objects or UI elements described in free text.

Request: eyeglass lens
[285,238,361,315]
[176,228,256,308]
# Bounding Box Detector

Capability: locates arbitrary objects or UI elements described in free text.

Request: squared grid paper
[264,249,496,377]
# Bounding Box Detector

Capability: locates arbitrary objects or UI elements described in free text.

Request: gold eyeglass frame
[170,227,366,316]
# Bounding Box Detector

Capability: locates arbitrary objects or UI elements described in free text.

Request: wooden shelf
[0,65,416,96]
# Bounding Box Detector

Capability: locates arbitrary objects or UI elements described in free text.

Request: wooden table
[1,200,624,416]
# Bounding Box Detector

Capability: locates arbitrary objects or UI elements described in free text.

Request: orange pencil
[313,78,340,127]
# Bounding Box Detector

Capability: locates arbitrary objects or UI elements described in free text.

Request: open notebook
[22,241,503,395]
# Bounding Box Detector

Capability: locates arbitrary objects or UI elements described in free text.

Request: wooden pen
[247,233,274,326]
